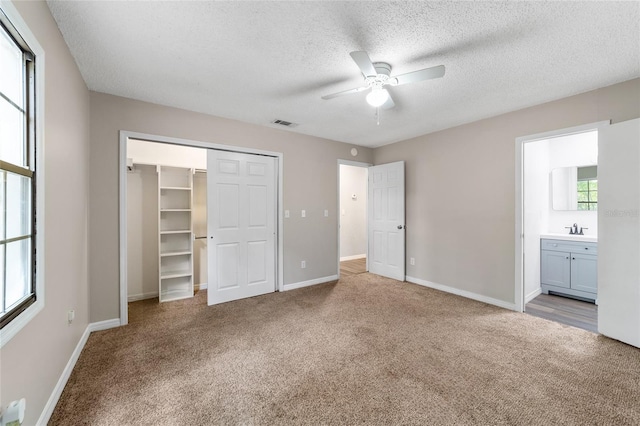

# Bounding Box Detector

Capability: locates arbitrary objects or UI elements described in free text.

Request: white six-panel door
[207,150,276,305]
[368,161,405,281]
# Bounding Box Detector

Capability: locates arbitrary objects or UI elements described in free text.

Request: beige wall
[89,92,373,321]
[374,78,640,305]
[0,1,90,425]
[339,164,368,259]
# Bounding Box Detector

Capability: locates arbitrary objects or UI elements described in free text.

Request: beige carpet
[50,274,640,425]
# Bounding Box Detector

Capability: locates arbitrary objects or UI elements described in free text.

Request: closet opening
[119,132,284,325]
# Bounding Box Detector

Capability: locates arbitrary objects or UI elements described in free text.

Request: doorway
[515,121,608,331]
[119,131,284,325]
[338,161,370,278]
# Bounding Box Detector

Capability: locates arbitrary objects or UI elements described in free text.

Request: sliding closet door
[207,150,276,305]
[598,118,640,348]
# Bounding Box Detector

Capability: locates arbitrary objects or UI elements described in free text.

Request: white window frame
[0,0,46,348]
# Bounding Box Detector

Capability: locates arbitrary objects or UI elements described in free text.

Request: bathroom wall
[546,131,598,235]
[523,141,550,301]
[339,164,368,259]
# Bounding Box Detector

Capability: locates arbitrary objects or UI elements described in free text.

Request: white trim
[37,319,119,425]
[525,287,542,304]
[514,120,610,313]
[195,282,208,291]
[340,254,366,261]
[337,159,371,279]
[127,292,158,302]
[88,318,121,332]
[0,0,46,349]
[119,133,128,325]
[277,156,284,292]
[283,275,339,291]
[119,131,284,324]
[406,276,517,311]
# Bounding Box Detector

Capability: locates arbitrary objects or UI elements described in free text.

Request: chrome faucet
[565,223,579,235]
[564,223,588,235]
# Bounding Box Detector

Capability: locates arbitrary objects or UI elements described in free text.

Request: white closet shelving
[158,165,194,302]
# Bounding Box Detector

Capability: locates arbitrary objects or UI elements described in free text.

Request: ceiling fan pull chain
[376,108,380,126]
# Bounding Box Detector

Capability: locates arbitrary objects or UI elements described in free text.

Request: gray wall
[0,2,90,425]
[89,92,373,322]
[374,78,640,305]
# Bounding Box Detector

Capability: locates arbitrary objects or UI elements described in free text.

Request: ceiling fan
[322,51,445,109]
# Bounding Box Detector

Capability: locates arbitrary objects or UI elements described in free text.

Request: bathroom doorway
[516,121,609,332]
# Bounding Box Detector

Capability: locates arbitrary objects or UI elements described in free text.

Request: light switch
[324,209,329,217]
[341,209,346,216]
[301,210,306,218]
[285,210,290,218]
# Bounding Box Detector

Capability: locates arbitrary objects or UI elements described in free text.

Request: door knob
[397,225,404,230]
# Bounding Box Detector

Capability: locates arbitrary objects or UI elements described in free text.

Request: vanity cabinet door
[571,253,597,293]
[541,250,571,288]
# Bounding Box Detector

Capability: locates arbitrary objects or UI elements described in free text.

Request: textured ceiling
[47,1,640,148]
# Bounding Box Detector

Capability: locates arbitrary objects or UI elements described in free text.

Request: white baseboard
[88,318,122,332]
[525,287,542,304]
[37,318,120,425]
[283,275,339,291]
[405,276,517,311]
[195,283,208,291]
[127,291,158,302]
[340,254,366,261]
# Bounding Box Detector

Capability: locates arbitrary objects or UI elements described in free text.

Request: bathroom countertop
[540,233,598,243]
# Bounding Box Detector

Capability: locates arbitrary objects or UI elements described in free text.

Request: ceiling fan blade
[321,86,368,100]
[390,65,445,86]
[350,51,377,78]
[381,93,395,110]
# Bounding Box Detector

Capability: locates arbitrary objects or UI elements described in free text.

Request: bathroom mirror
[551,165,597,211]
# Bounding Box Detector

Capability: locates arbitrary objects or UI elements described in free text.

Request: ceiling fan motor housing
[365,62,392,88]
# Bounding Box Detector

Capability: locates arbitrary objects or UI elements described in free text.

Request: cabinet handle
[572,257,576,260]
[585,248,589,250]
[566,256,569,259]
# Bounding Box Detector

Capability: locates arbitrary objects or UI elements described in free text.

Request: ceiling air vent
[271,119,298,128]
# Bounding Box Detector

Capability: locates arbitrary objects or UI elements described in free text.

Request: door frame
[337,159,372,278]
[119,130,284,326]
[514,120,609,313]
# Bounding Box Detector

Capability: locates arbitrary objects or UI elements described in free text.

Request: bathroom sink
[540,233,597,243]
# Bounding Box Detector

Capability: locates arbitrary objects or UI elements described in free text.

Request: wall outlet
[2,398,25,425]
[301,260,306,269]
[324,209,329,217]
[67,309,75,324]
[410,257,415,266]
[301,210,306,218]
[284,210,290,218]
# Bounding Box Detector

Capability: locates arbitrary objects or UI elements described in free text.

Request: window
[0,11,37,330]
[577,179,597,211]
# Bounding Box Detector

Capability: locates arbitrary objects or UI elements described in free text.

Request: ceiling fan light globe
[366,88,389,107]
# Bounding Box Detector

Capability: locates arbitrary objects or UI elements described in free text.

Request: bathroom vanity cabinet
[541,239,597,301]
